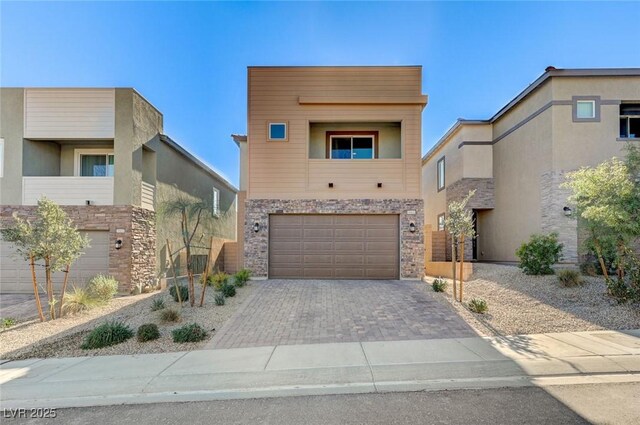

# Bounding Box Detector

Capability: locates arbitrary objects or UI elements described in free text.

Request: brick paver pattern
[212,280,476,349]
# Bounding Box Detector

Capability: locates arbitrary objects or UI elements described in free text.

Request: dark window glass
[269,123,286,139]
[352,137,373,159]
[81,155,107,176]
[629,118,640,139]
[331,137,352,159]
[621,118,629,138]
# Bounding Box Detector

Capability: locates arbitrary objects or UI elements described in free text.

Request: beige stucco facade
[422,68,640,263]
[0,87,237,292]
[238,66,427,279]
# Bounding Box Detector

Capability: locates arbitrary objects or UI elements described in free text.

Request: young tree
[562,156,638,278]
[160,197,209,307]
[1,198,89,320]
[445,190,476,302]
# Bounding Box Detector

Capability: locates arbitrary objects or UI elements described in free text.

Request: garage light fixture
[409,222,416,233]
[115,238,123,250]
[253,222,260,233]
[563,206,572,217]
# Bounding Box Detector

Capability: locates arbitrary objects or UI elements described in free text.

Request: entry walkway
[1,329,639,409]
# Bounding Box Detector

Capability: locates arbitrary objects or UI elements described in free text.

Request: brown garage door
[269,214,399,279]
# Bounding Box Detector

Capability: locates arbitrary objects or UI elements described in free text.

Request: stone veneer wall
[540,171,578,262]
[244,199,424,279]
[0,205,156,292]
[445,178,495,261]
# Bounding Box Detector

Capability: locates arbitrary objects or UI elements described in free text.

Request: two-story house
[235,66,427,279]
[422,67,640,264]
[0,88,237,293]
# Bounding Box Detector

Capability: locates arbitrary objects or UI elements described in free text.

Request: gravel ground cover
[423,263,640,337]
[0,281,255,360]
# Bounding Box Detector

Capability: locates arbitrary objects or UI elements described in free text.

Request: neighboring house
[0,88,236,293]
[422,67,640,264]
[234,66,427,279]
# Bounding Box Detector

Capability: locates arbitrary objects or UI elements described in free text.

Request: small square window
[268,122,287,141]
[576,100,595,119]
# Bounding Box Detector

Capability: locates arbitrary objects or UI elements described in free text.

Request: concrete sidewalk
[1,329,639,409]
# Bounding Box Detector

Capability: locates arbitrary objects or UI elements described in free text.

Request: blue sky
[2,1,639,186]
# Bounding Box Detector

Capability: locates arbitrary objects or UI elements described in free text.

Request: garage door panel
[1,231,109,293]
[269,214,399,280]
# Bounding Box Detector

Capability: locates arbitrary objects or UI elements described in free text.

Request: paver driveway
[209,280,476,349]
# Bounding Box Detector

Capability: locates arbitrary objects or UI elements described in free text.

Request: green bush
[211,271,230,291]
[137,323,160,342]
[62,286,100,315]
[87,274,119,302]
[169,285,189,302]
[172,323,207,343]
[81,320,133,349]
[468,298,488,314]
[214,294,225,305]
[516,233,563,275]
[219,282,236,297]
[557,269,584,287]
[1,317,17,329]
[150,298,165,311]
[431,278,447,293]
[160,308,181,323]
[233,269,251,287]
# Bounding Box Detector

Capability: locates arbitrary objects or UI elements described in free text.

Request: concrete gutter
[1,329,639,409]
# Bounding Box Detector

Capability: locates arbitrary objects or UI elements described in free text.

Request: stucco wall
[0,89,25,204]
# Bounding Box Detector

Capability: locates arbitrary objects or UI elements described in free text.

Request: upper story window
[268,122,288,141]
[212,187,220,217]
[437,213,446,231]
[620,103,640,139]
[76,150,114,177]
[329,134,376,159]
[0,138,4,178]
[437,156,445,191]
[572,96,600,122]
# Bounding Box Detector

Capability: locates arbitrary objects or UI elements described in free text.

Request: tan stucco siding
[492,81,553,140]
[247,67,423,200]
[479,108,553,261]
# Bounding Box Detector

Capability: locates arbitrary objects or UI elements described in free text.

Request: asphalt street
[4,383,639,425]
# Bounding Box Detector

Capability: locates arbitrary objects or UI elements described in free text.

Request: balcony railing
[22,177,114,206]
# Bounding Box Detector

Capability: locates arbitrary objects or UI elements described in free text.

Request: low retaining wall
[425,261,473,281]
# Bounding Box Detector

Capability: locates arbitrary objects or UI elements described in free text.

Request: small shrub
[150,298,166,311]
[1,318,17,329]
[87,274,119,302]
[516,233,563,275]
[137,323,160,342]
[468,298,488,314]
[431,278,447,292]
[160,308,181,323]
[233,269,251,287]
[557,269,584,287]
[62,286,100,315]
[169,285,189,302]
[219,282,236,297]
[211,271,230,291]
[81,320,133,349]
[214,294,226,305]
[172,323,207,343]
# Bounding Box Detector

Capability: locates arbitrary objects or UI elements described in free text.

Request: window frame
[0,138,4,178]
[212,187,220,218]
[436,156,446,192]
[437,213,446,232]
[74,148,115,177]
[325,131,379,159]
[267,121,288,142]
[619,103,640,139]
[572,96,601,122]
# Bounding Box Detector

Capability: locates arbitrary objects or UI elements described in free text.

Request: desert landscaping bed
[0,281,255,360]
[424,263,640,337]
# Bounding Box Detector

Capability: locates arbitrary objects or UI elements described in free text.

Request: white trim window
[437,157,446,191]
[0,138,4,178]
[74,149,114,177]
[620,103,640,139]
[212,187,220,217]
[437,213,446,231]
[329,135,375,159]
[576,100,596,119]
[268,122,288,141]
